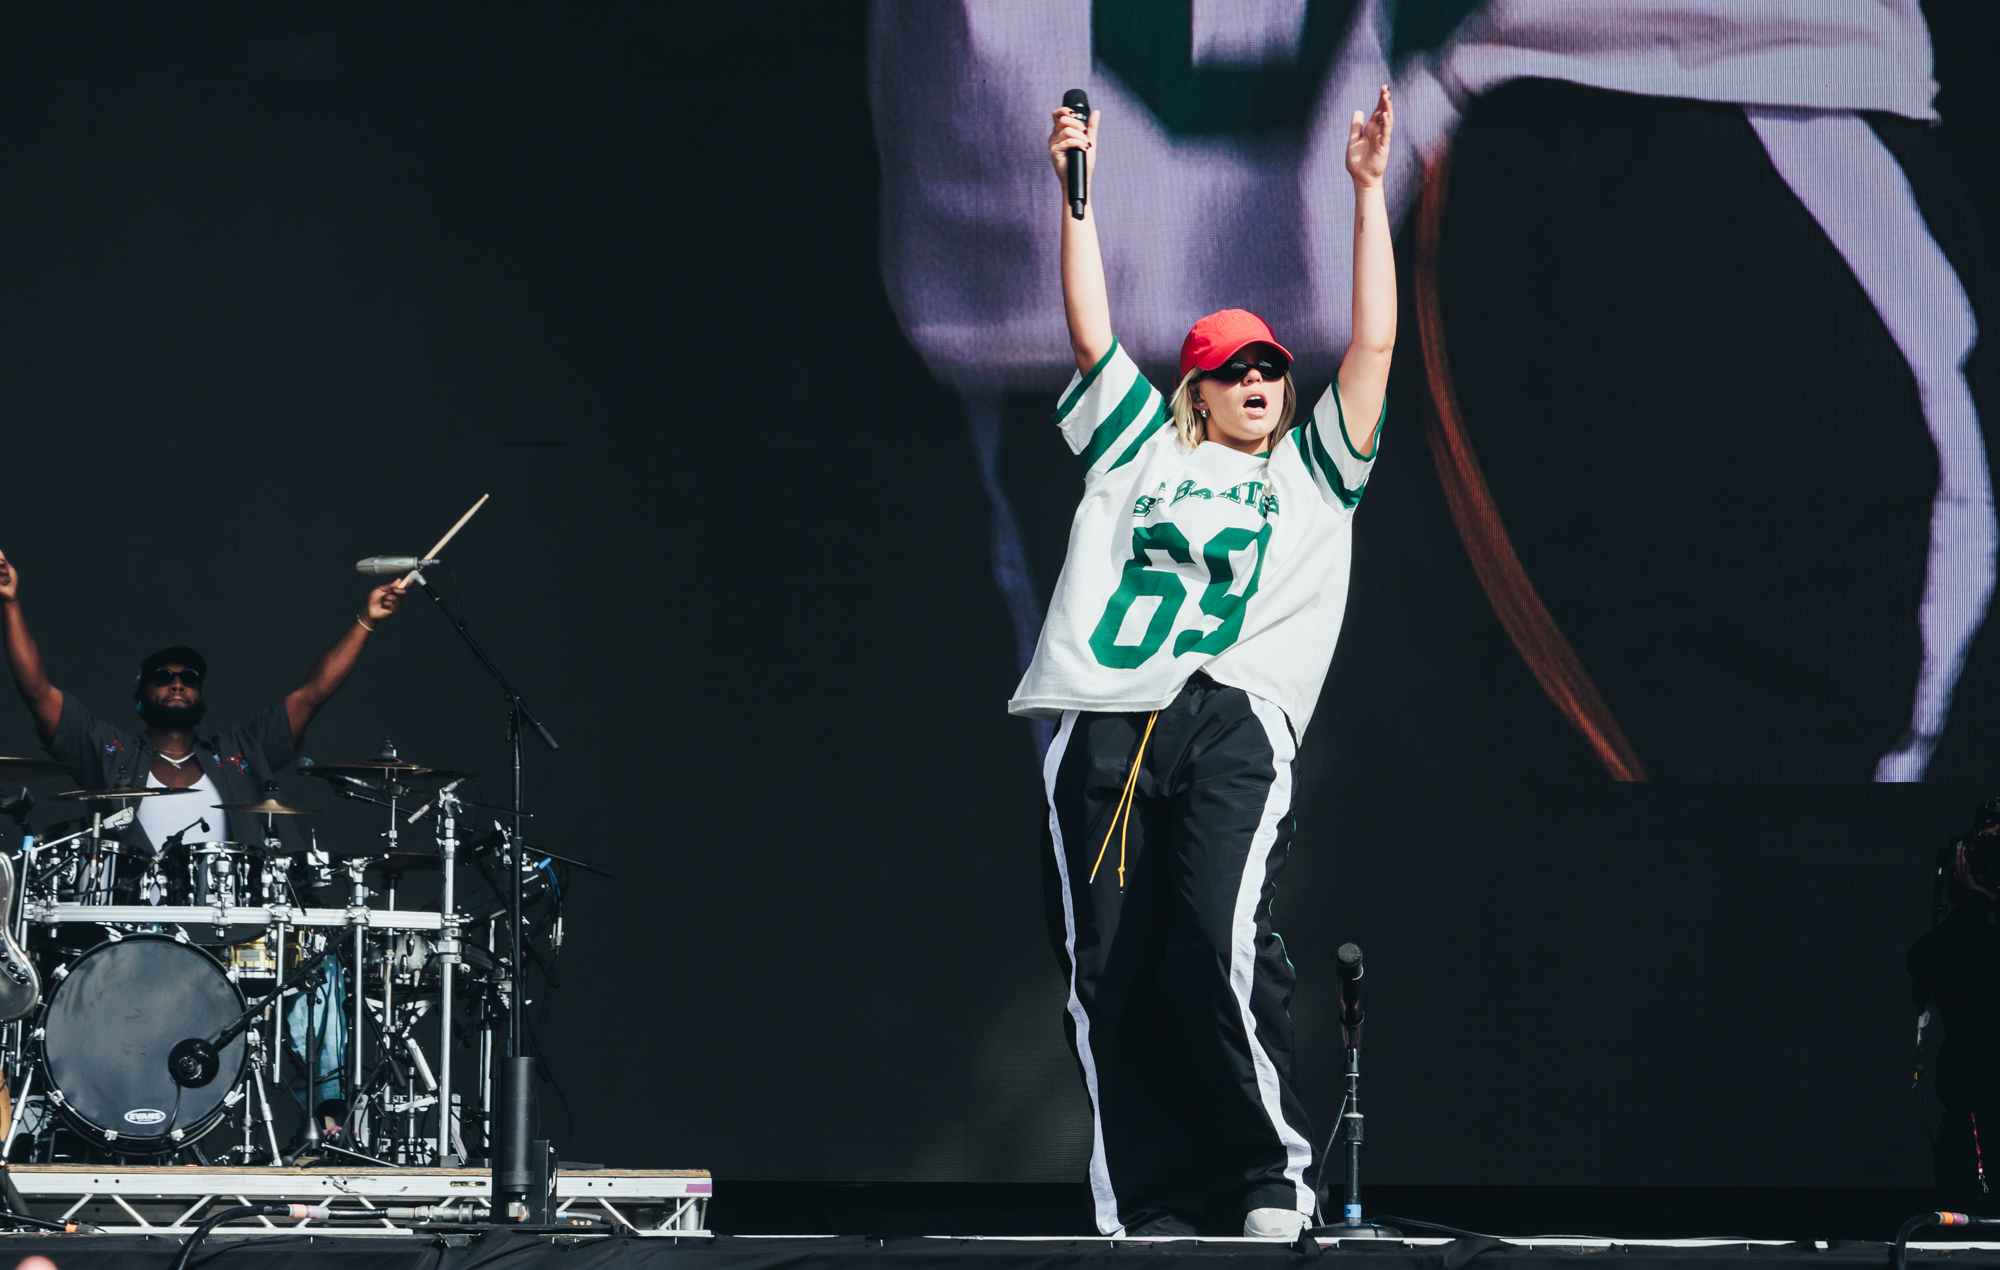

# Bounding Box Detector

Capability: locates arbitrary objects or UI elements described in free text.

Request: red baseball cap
[1178,309,1294,382]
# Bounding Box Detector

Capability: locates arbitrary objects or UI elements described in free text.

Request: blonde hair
[1168,366,1298,454]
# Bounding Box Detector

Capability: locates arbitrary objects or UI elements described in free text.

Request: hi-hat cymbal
[0,757,77,782]
[57,785,192,801]
[216,797,322,816]
[322,845,446,872]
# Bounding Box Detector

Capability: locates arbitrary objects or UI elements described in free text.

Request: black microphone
[1062,89,1090,219]
[1336,942,1364,1049]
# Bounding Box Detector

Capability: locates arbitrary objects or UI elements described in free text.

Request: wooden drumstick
[400,493,490,589]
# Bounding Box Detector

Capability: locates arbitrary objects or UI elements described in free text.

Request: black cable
[1310,1093,1349,1222]
[169,1204,309,1270]
[440,559,466,626]
[1358,1216,1492,1239]
[1357,1216,1664,1243]
[0,1208,83,1232]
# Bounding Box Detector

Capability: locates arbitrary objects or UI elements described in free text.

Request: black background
[0,0,1993,1194]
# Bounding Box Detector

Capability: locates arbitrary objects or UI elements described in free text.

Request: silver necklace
[157,747,198,768]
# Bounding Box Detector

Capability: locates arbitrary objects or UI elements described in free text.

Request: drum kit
[0,742,583,1170]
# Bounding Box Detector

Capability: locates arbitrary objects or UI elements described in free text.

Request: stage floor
[0,1232,1996,1268]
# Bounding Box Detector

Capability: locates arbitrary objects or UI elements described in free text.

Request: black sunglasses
[145,667,203,687]
[1203,355,1289,384]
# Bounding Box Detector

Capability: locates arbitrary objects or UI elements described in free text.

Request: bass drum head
[41,935,246,1152]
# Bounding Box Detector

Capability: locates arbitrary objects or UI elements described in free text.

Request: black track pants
[1040,673,1315,1236]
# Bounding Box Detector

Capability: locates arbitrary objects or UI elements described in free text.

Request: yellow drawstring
[1089,711,1159,889]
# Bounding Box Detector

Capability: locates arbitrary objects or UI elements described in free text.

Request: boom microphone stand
[408,570,556,1220]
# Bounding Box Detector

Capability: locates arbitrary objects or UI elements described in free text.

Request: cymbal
[215,798,322,816]
[306,762,472,783]
[0,757,77,782]
[325,846,445,871]
[56,786,192,801]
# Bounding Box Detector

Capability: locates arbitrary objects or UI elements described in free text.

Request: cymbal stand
[4,791,32,1087]
[256,810,283,907]
[80,808,111,905]
[228,1029,284,1166]
[250,1032,283,1164]
[435,784,462,1164]
[343,855,372,1133]
[353,768,402,1153]
[268,911,288,1166]
[284,931,328,1165]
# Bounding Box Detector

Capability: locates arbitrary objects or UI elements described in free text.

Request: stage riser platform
[0,1234,1994,1268]
[4,1165,709,1237]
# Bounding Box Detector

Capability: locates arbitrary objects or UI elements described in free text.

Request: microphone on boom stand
[355,556,440,576]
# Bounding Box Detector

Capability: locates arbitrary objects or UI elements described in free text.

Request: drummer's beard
[138,698,206,731]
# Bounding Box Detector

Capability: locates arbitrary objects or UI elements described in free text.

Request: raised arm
[1050,106,1112,374]
[283,582,404,744]
[1336,85,1396,458]
[0,553,64,746]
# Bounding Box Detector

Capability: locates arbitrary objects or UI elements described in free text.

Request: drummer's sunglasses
[145,667,203,687]
[1203,354,1290,384]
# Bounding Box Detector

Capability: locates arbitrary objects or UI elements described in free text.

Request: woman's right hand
[1048,106,1098,194]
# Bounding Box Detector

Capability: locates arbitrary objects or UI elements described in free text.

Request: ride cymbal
[306,762,472,783]
[56,786,192,801]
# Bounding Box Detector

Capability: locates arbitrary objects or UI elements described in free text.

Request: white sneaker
[1243,1207,1307,1239]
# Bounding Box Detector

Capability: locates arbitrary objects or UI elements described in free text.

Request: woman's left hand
[1345,84,1392,187]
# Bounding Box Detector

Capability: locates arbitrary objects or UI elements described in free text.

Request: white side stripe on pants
[1044,711,1126,1237]
[1237,695,1316,1214]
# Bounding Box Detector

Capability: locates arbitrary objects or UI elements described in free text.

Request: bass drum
[40,935,246,1153]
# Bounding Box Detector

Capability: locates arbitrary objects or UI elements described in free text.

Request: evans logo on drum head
[123,1109,167,1125]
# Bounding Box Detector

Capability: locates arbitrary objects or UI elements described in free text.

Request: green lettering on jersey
[1089,521,1275,669]
[1174,524,1273,657]
[1088,524,1194,668]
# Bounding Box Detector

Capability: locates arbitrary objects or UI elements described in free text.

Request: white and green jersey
[1009,339,1380,737]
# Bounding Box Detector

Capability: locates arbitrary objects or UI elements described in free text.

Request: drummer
[0,549,405,864]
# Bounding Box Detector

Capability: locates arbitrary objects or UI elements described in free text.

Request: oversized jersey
[1008,340,1378,737]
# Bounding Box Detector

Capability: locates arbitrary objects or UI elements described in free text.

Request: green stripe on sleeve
[1340,392,1384,462]
[1053,337,1121,425]
[1303,416,1363,508]
[1076,373,1158,473]
[1106,398,1173,472]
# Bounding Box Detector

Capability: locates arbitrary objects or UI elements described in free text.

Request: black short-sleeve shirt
[43,693,304,854]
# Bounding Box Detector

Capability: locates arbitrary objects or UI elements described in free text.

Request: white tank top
[138,768,229,846]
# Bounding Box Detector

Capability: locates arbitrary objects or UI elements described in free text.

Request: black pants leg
[1042,674,1316,1234]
